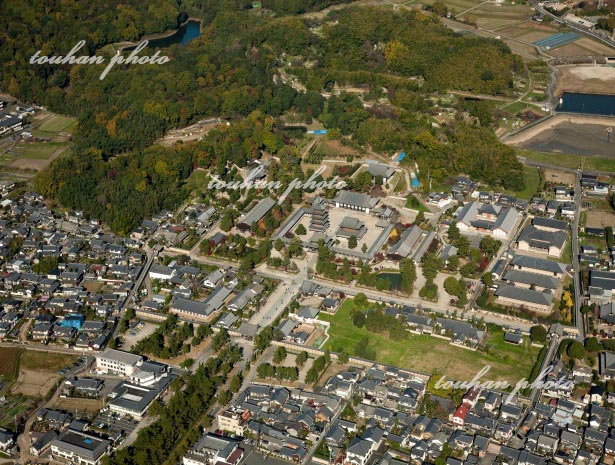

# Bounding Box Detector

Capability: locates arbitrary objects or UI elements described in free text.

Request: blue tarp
[397,151,406,162]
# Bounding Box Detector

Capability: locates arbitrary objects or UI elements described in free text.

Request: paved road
[0,342,78,355]
[258,267,534,332]
[249,254,316,328]
[534,4,615,50]
[113,246,157,341]
[529,335,560,404]
[571,171,585,340]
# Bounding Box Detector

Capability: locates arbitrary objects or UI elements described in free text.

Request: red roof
[453,405,468,420]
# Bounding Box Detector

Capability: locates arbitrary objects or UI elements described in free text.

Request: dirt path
[16,381,63,464]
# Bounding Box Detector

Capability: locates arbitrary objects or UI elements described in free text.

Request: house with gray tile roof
[495,285,553,313]
[502,269,558,290]
[517,224,567,257]
[455,202,519,238]
[365,162,395,182]
[386,226,423,260]
[237,197,276,231]
[510,255,566,277]
[334,190,379,214]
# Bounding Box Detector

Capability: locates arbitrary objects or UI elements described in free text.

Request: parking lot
[122,320,157,350]
[93,410,139,435]
[57,355,94,378]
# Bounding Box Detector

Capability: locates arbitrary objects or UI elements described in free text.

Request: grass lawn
[319,299,541,385]
[12,141,68,159]
[184,169,211,195]
[517,148,615,172]
[37,114,76,133]
[512,166,540,200]
[503,101,541,114]
[405,194,429,212]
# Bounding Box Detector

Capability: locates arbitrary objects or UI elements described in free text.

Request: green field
[0,394,38,431]
[319,299,541,385]
[405,194,429,212]
[517,148,615,172]
[512,165,540,200]
[12,141,68,160]
[36,114,76,134]
[503,101,541,115]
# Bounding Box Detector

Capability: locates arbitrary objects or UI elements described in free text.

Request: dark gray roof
[387,226,422,258]
[366,163,395,179]
[347,438,373,457]
[518,224,566,250]
[502,269,558,290]
[495,285,553,306]
[510,255,566,274]
[239,197,276,227]
[51,431,109,460]
[532,217,567,231]
[590,271,615,291]
[334,190,379,210]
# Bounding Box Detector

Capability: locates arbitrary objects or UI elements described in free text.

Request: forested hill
[4,1,525,233]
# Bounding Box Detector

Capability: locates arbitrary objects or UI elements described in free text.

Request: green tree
[481,272,494,287]
[348,235,358,249]
[296,351,308,367]
[352,311,366,328]
[354,293,368,308]
[220,212,234,232]
[530,325,547,343]
[416,210,425,223]
[567,341,585,360]
[419,280,438,300]
[273,346,287,364]
[444,276,461,297]
[400,258,417,294]
[338,350,349,363]
[479,236,501,256]
[448,255,459,271]
[296,223,307,235]
[431,0,448,16]
[585,337,601,353]
[218,389,232,405]
[229,375,241,393]
[448,221,460,242]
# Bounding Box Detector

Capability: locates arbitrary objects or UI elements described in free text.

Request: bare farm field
[543,168,575,186]
[9,350,75,398]
[554,65,615,96]
[11,368,59,398]
[53,397,104,413]
[585,210,615,230]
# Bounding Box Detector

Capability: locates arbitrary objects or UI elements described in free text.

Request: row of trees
[257,363,299,380]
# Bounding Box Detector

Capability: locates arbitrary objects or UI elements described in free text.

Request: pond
[376,272,401,291]
[556,92,615,117]
[125,20,201,51]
